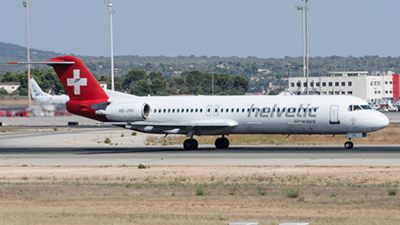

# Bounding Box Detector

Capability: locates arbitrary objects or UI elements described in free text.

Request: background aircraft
[30,75,69,107]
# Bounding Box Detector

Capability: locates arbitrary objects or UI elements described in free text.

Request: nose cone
[374,112,389,130]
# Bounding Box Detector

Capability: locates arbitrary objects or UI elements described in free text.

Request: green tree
[123,70,147,91]
[151,78,165,95]
[233,76,250,94]
[0,88,8,95]
[148,72,163,82]
[132,80,152,96]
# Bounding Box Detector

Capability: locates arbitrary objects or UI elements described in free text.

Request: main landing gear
[344,138,354,149]
[183,139,198,150]
[183,135,230,150]
[215,136,230,149]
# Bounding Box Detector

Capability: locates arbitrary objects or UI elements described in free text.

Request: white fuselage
[106,94,389,136]
[32,95,69,106]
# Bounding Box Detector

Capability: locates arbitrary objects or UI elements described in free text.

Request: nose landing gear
[344,138,354,149]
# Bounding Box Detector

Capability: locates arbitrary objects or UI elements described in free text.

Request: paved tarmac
[0,114,399,167]
[0,144,399,167]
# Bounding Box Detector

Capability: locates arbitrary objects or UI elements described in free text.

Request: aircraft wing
[110,121,238,132]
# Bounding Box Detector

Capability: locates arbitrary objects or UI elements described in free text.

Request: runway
[1,144,400,167]
[1,114,400,167]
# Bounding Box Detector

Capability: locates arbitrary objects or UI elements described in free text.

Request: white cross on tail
[67,69,87,95]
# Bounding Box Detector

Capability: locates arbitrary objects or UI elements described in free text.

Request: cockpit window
[348,104,372,111]
[360,105,372,110]
[348,105,353,111]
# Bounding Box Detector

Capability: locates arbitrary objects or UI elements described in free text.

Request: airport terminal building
[288,71,400,103]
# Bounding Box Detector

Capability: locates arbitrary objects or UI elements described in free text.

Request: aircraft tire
[184,139,193,150]
[215,138,230,149]
[344,141,353,149]
[192,139,198,150]
[223,138,230,148]
[183,139,198,150]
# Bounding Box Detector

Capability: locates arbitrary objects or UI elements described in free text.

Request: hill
[2,41,400,94]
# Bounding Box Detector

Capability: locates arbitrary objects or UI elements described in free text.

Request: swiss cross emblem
[67,69,87,95]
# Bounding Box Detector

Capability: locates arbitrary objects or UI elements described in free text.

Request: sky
[1,0,400,58]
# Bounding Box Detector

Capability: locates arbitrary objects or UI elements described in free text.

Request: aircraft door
[329,105,340,124]
[206,105,212,117]
[213,105,219,117]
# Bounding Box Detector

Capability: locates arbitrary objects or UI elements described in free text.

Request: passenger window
[177,109,180,113]
[221,108,223,113]
[242,108,245,113]
[200,108,203,113]
[154,109,157,113]
[186,109,189,113]
[172,109,175,113]
[236,108,239,113]
[231,108,234,112]
[195,109,198,113]
[163,109,166,113]
[226,108,229,113]
[208,108,211,113]
[159,109,161,113]
[168,109,170,113]
[190,109,193,113]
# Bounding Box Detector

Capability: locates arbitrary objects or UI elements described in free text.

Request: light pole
[104,1,115,91]
[212,74,214,95]
[23,1,31,107]
[296,6,305,80]
[304,0,309,95]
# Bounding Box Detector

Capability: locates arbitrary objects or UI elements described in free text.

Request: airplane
[30,75,69,106]
[9,56,389,149]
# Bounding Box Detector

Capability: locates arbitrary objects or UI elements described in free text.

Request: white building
[0,82,21,94]
[288,71,398,103]
[99,81,107,90]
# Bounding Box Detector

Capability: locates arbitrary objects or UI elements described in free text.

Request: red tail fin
[47,56,109,121]
[47,56,108,101]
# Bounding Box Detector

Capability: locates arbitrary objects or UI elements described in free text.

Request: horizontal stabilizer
[7,61,75,65]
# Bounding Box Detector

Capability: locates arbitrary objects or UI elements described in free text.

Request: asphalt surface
[0,114,400,166]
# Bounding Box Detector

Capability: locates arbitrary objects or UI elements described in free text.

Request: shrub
[104,137,111,144]
[131,132,137,136]
[282,186,300,198]
[138,164,147,169]
[195,184,206,196]
[388,188,397,196]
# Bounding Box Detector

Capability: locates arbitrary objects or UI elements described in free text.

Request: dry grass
[146,125,400,146]
[0,166,399,224]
